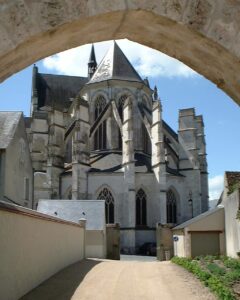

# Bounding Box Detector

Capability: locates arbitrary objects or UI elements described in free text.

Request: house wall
[173,230,186,257]
[224,189,240,258]
[173,208,225,258]
[0,202,85,300]
[4,115,33,208]
[187,208,225,231]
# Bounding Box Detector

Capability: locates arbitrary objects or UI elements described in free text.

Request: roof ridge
[88,41,143,84]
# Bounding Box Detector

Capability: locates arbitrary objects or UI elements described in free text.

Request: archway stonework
[1,1,240,105]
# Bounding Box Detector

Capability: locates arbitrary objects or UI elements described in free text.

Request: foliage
[207,263,226,276]
[221,257,240,270]
[228,182,240,195]
[171,256,235,300]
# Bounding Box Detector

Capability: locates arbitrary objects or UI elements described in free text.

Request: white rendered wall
[0,205,85,300]
[224,190,240,258]
[4,116,33,208]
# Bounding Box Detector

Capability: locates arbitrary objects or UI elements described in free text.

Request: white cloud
[43,39,197,79]
[209,175,224,200]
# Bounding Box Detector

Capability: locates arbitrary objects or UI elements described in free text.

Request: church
[2,42,209,253]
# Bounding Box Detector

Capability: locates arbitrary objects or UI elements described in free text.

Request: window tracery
[94,95,107,150]
[167,189,177,223]
[136,188,147,226]
[117,94,128,149]
[97,187,115,224]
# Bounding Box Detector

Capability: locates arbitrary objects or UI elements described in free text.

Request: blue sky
[0,39,239,200]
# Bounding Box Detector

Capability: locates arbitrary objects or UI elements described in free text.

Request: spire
[153,85,158,101]
[32,64,38,98]
[88,44,97,79]
[88,41,143,84]
[31,64,39,115]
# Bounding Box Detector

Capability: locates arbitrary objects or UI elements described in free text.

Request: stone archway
[1,1,240,105]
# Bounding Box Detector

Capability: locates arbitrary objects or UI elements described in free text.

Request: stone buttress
[72,98,90,200]
[122,96,136,252]
[151,100,167,224]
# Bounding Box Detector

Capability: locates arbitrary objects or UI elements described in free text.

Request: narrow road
[21,259,216,300]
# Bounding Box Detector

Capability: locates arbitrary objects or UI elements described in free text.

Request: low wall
[0,201,85,300]
[106,224,120,260]
[85,230,106,258]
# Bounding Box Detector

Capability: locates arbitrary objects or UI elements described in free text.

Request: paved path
[21,259,216,300]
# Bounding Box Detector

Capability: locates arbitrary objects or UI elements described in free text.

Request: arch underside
[0,1,240,105]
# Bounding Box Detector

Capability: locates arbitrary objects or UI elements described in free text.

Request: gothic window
[117,94,128,149]
[118,94,128,120]
[97,187,115,224]
[167,189,177,223]
[136,188,147,226]
[94,95,107,150]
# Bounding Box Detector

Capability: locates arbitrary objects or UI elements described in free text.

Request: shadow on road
[20,259,102,300]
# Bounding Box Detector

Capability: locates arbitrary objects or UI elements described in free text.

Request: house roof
[225,171,240,188]
[88,41,143,84]
[37,200,105,230]
[173,206,224,230]
[36,73,88,111]
[0,112,22,149]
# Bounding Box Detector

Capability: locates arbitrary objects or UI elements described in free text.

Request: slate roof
[36,73,88,111]
[0,112,22,149]
[89,151,152,173]
[88,41,143,84]
[37,200,105,230]
[173,206,224,230]
[162,120,178,141]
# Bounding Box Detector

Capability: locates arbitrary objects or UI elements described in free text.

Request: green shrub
[207,263,226,276]
[207,275,235,300]
[171,257,236,300]
[222,257,240,270]
[224,270,240,285]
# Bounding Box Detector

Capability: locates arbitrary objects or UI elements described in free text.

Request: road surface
[21,258,216,300]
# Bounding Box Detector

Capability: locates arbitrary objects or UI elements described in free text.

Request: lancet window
[136,188,147,226]
[94,95,107,150]
[117,94,128,149]
[167,189,177,223]
[97,187,115,224]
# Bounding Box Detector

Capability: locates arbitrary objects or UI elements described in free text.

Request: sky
[0,39,239,201]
